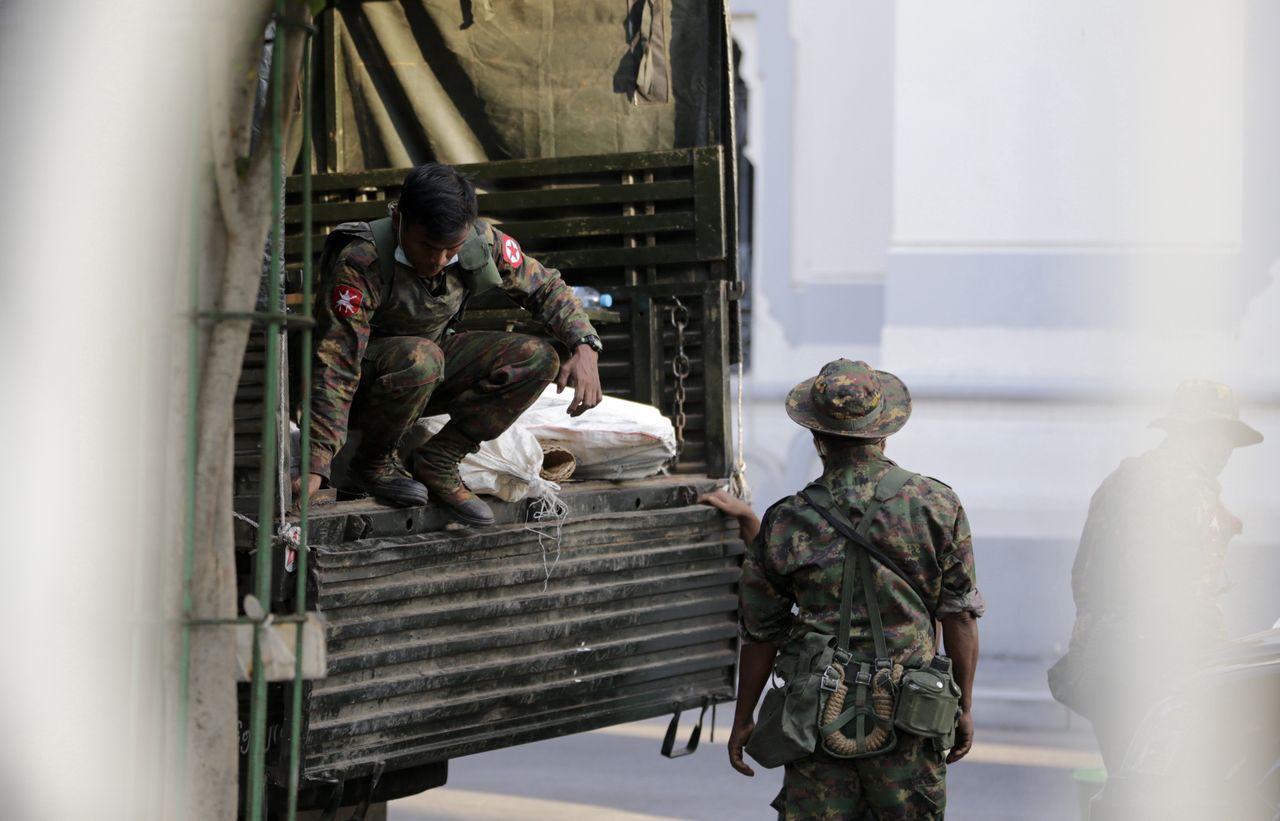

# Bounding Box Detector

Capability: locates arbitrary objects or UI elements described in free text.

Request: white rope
[729,357,752,504]
[522,478,569,590]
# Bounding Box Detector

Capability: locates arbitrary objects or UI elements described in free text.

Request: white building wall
[732,0,1280,662]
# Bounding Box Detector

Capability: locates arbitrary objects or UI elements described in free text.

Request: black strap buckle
[660,697,710,759]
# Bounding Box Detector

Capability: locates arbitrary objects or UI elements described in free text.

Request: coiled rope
[821,662,903,755]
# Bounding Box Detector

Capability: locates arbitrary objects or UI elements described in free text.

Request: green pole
[177,82,204,821]
[246,3,287,819]
[285,24,315,821]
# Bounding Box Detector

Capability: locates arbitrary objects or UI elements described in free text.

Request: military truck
[231,1,746,815]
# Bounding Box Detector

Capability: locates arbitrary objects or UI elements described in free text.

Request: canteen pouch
[744,632,837,769]
[894,655,962,745]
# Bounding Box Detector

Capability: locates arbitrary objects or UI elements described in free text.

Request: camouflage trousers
[348,330,560,456]
[772,736,947,821]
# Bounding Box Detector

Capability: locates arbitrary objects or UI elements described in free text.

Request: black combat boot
[413,423,495,526]
[348,447,430,507]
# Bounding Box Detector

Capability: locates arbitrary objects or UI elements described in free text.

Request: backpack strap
[799,467,935,657]
[368,217,399,307]
[456,220,502,295]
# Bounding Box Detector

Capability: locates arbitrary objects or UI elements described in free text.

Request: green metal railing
[286,23,317,821]
[180,4,316,820]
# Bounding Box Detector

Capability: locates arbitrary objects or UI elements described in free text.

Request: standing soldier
[1050,380,1263,772]
[302,163,605,524]
[709,359,984,820]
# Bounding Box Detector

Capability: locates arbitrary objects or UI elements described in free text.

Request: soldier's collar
[395,253,459,274]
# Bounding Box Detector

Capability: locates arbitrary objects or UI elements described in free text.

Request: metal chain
[669,298,691,463]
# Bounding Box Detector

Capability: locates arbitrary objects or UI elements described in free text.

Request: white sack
[410,415,553,502]
[521,385,677,480]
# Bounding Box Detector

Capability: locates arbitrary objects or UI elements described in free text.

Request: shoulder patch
[332,284,363,318]
[501,235,523,267]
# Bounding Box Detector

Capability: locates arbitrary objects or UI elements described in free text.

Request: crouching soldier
[302,163,605,524]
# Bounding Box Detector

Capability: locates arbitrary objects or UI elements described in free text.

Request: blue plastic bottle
[571,286,613,309]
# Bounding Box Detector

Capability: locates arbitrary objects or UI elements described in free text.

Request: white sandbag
[520,385,677,480]
[408,415,556,503]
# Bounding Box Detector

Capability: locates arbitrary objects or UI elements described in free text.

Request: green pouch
[457,227,502,295]
[744,632,836,769]
[893,656,962,743]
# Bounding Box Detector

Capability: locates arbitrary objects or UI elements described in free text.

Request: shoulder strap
[369,217,398,307]
[799,468,935,655]
[457,222,502,295]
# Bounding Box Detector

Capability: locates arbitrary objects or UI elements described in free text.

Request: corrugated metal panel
[302,501,742,780]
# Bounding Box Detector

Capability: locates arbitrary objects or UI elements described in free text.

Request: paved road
[388,712,1101,820]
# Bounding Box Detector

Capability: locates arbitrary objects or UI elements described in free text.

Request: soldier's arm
[698,490,761,543]
[936,502,983,763]
[729,641,776,777]
[729,505,797,775]
[942,611,979,763]
[487,226,598,348]
[309,238,382,481]
[487,225,602,414]
[935,503,986,621]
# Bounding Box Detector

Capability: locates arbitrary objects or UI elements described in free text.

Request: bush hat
[786,359,911,439]
[1150,379,1263,448]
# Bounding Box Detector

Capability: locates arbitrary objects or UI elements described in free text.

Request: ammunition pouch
[743,632,839,769]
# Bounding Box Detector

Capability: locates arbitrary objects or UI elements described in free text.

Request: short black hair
[398,163,478,239]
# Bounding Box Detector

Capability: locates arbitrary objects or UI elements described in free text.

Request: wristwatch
[576,334,604,354]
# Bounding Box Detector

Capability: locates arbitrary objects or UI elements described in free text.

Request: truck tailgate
[300,479,742,780]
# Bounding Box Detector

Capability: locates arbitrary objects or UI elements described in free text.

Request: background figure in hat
[1048,380,1264,772]
[707,358,984,820]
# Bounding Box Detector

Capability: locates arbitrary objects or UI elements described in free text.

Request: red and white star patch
[502,236,523,267]
[332,284,363,318]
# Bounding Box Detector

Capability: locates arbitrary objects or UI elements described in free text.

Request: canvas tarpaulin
[314,0,723,170]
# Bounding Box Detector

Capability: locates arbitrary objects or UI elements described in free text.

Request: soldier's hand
[728,719,756,777]
[557,345,603,417]
[699,490,761,543]
[946,712,974,763]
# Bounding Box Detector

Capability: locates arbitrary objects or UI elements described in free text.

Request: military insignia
[502,236,523,267]
[333,284,363,317]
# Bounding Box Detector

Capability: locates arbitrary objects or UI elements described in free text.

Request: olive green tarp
[309,0,725,170]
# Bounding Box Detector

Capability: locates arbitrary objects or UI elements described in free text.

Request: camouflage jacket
[739,444,985,669]
[308,219,597,477]
[1068,443,1238,655]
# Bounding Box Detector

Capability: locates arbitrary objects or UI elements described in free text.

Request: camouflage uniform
[740,442,985,820]
[1063,445,1239,769]
[1054,380,1262,771]
[309,218,596,483]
